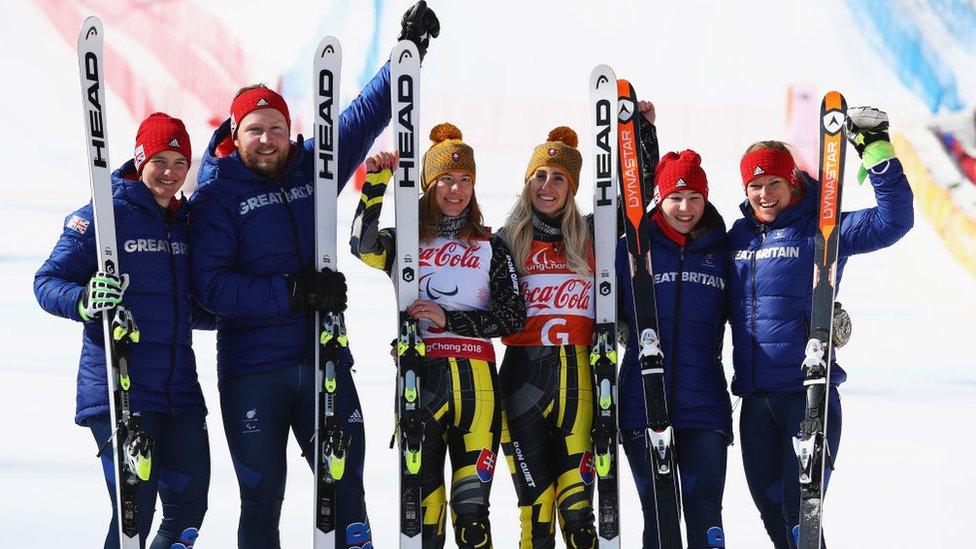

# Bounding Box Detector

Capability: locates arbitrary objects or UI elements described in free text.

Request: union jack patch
[66,215,90,235]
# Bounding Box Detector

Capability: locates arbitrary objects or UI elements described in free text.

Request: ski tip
[79,15,102,41]
[821,91,848,136]
[392,40,420,65]
[616,78,632,96]
[823,90,846,111]
[591,64,616,90]
[317,35,341,58]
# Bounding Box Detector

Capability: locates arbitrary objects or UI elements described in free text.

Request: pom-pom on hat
[134,112,192,175]
[421,123,475,192]
[740,147,797,187]
[524,126,583,195]
[654,150,708,202]
[229,86,291,138]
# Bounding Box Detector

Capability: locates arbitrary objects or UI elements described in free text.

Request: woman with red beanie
[34,113,210,548]
[616,105,733,549]
[728,107,914,548]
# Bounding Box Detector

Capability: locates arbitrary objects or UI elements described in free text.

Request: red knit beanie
[134,113,191,175]
[229,87,291,137]
[654,150,708,202]
[740,147,797,187]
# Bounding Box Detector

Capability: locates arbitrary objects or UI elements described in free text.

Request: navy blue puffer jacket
[34,161,207,425]
[727,158,914,396]
[189,62,391,381]
[616,205,733,437]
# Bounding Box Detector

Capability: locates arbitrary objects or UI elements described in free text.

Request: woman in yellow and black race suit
[497,127,598,548]
[350,123,525,548]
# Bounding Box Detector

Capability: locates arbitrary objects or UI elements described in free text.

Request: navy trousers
[219,363,370,549]
[739,390,842,549]
[622,428,729,548]
[89,412,210,549]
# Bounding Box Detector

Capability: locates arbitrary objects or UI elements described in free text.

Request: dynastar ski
[589,64,621,549]
[312,35,348,549]
[792,90,848,549]
[391,40,424,549]
[616,79,684,549]
[79,16,147,549]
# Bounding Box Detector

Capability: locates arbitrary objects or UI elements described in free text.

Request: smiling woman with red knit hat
[35,112,211,548]
[613,103,734,549]
[727,107,914,547]
[350,123,526,548]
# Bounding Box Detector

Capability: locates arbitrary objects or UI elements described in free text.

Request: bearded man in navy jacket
[189,3,440,547]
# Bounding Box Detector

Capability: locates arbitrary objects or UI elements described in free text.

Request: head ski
[792,90,848,549]
[391,39,424,549]
[590,64,621,548]
[617,79,684,549]
[313,35,347,549]
[78,16,143,549]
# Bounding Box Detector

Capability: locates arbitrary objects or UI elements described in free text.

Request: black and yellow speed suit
[350,168,525,548]
[497,214,598,549]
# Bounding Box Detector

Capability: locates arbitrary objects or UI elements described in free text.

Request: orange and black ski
[616,78,684,549]
[792,90,848,549]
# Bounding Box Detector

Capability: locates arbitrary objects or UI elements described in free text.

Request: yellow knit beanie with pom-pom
[524,126,583,194]
[421,123,475,192]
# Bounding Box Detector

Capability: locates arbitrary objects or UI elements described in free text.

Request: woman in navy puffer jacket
[728,107,913,548]
[34,113,210,549]
[617,122,733,547]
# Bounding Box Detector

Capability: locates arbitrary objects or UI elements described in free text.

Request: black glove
[637,115,659,203]
[286,269,347,312]
[398,0,440,60]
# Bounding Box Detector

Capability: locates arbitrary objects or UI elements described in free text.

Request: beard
[239,145,290,179]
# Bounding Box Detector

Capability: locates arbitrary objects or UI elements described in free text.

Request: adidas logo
[676,178,687,187]
[348,410,364,423]
[753,166,764,176]
[168,139,180,147]
[256,98,269,107]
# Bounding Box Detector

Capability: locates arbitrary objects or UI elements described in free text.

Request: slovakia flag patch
[579,450,596,485]
[475,448,496,482]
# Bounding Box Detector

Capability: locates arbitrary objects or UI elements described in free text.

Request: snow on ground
[1,0,973,547]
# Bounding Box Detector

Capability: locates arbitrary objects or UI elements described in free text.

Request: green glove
[844,106,896,183]
[78,271,128,322]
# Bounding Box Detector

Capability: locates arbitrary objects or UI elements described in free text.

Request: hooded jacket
[35,161,207,425]
[189,62,391,380]
[727,158,914,396]
[616,204,733,436]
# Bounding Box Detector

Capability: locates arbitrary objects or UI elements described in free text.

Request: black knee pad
[454,516,491,548]
[563,523,597,549]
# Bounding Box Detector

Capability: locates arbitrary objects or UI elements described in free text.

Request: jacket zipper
[278,182,313,365]
[165,220,178,415]
[750,223,767,390]
[670,245,685,410]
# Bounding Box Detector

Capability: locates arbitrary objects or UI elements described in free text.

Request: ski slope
[1,0,973,547]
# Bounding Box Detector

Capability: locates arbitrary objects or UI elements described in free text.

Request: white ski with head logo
[590,63,621,549]
[312,35,345,549]
[391,39,424,549]
[78,16,141,549]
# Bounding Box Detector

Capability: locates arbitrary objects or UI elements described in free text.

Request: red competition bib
[503,240,595,347]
